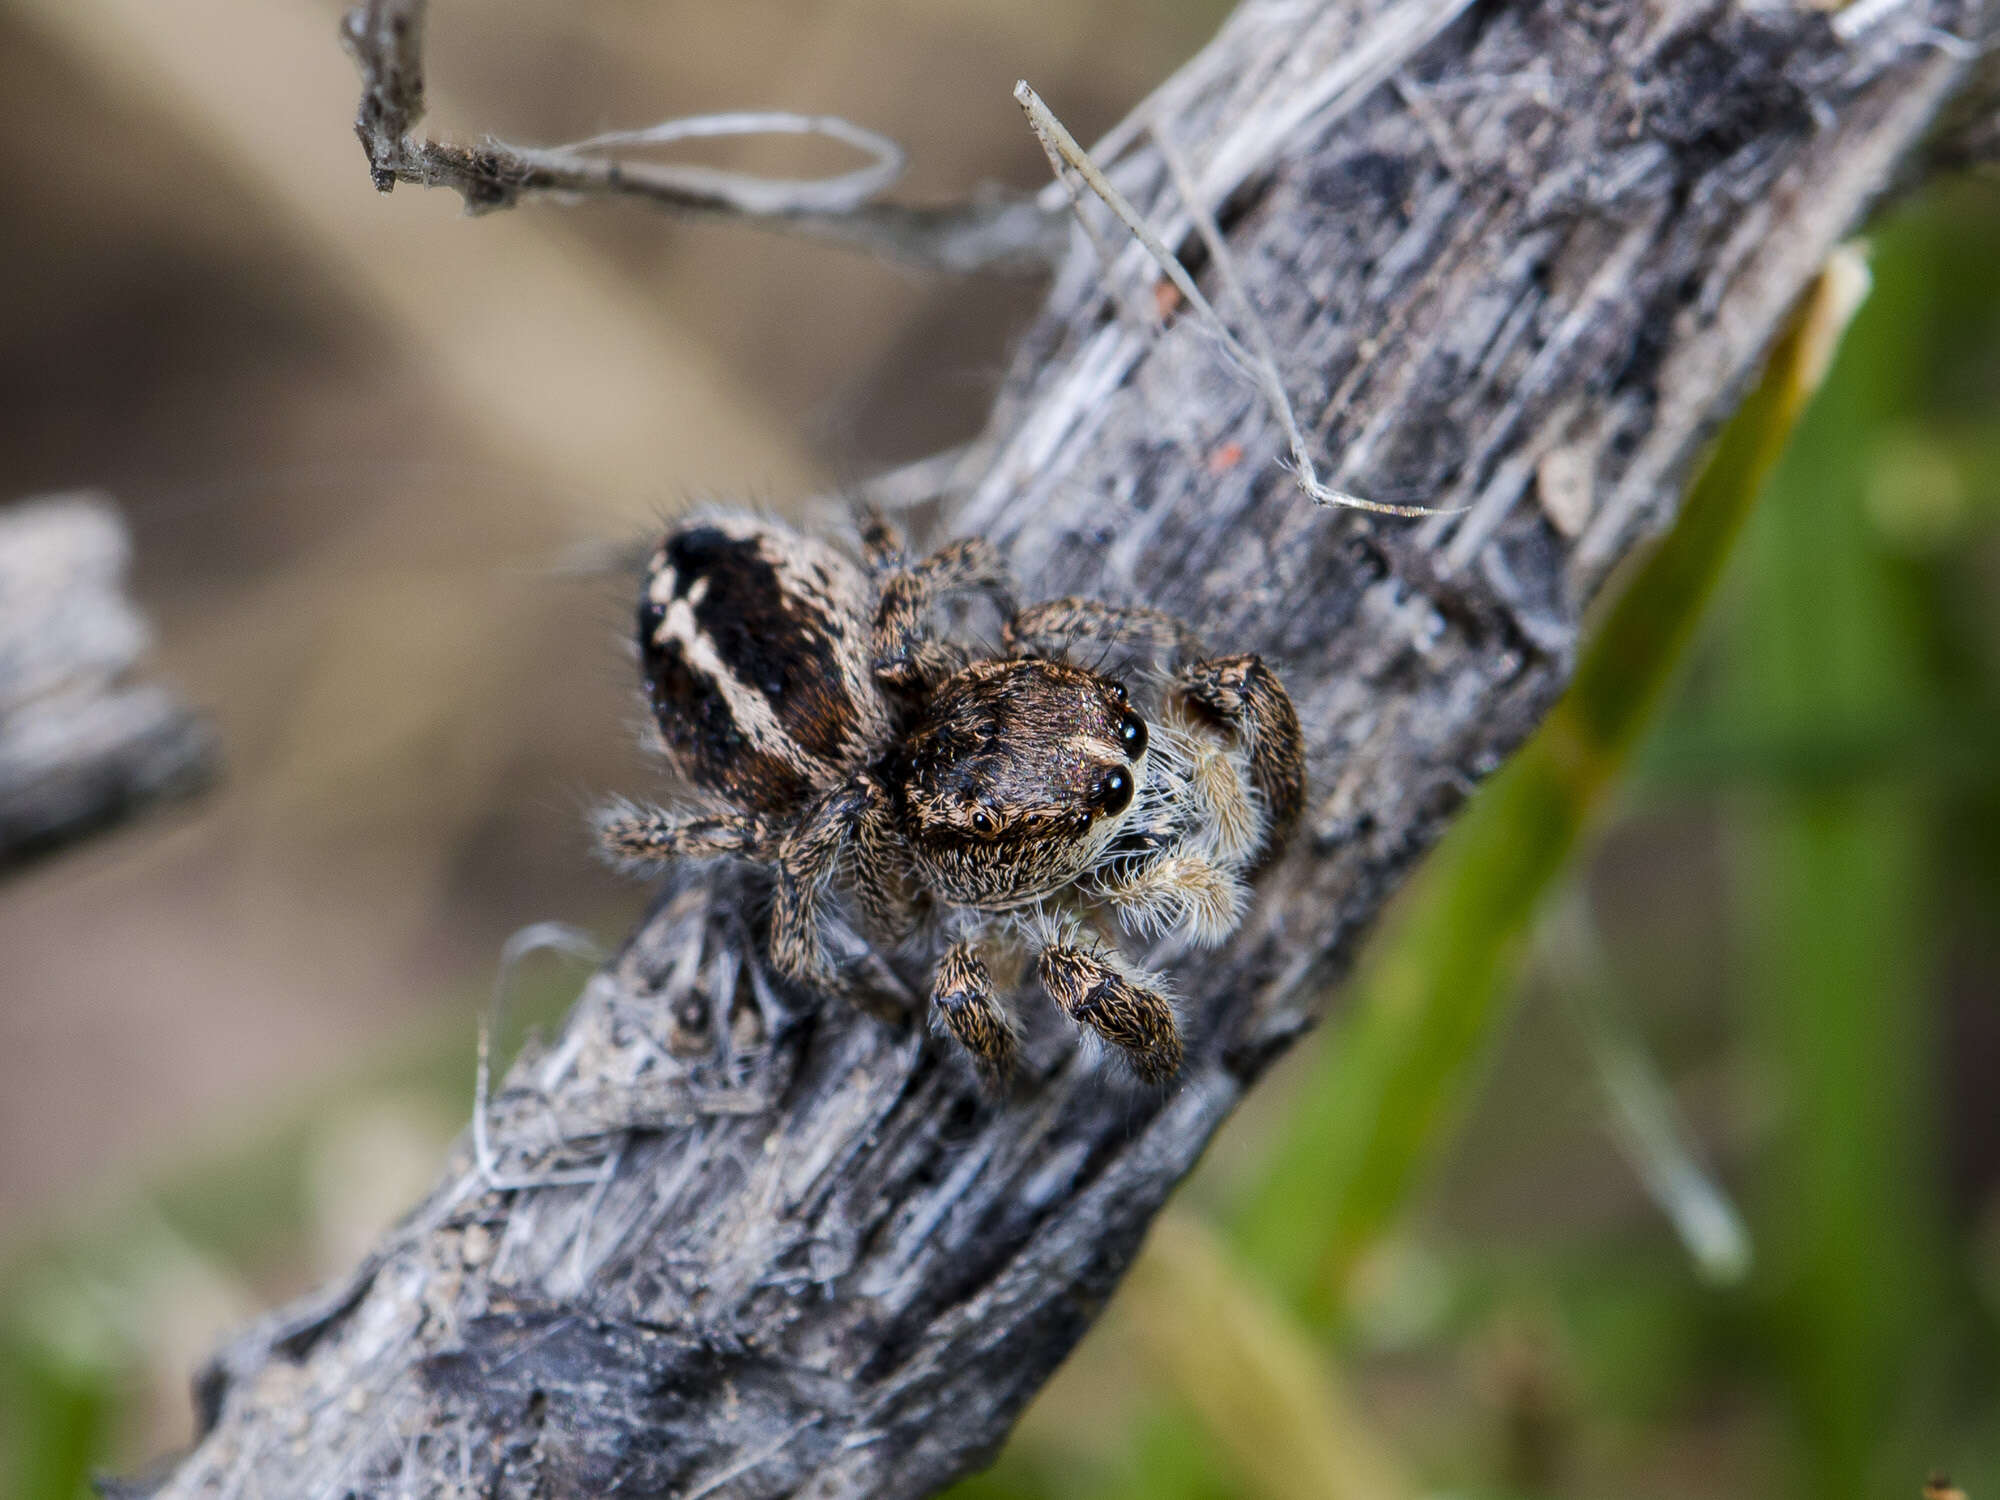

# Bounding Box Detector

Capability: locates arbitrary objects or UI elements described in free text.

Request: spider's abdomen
[638,515,887,818]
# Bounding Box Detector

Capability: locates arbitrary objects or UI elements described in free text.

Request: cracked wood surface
[142,0,1992,1493]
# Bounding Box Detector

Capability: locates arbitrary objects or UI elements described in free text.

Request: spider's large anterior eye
[1094,768,1134,817]
[1118,711,1148,759]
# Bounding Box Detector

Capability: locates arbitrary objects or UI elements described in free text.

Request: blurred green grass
[6,177,1998,1500]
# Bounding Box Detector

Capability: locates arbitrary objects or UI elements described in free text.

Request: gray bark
[140,0,1992,1494]
[0,494,214,874]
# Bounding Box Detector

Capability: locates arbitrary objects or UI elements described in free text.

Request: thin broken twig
[1017,82,1451,515]
[471,922,607,1192]
[340,0,1065,274]
[512,112,904,217]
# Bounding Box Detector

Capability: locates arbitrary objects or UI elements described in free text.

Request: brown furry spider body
[598,510,1304,1084]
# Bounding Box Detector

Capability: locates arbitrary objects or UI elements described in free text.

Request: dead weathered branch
[0,495,215,874]
[144,0,1994,1494]
[340,0,1067,274]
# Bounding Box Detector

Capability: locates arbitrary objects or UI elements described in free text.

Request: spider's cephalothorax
[599,510,1305,1086]
[891,657,1147,909]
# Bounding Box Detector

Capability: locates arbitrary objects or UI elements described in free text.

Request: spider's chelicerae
[597,510,1304,1084]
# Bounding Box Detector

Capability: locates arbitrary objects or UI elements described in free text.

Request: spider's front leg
[864,512,1017,695]
[930,937,1018,1084]
[1034,932,1183,1084]
[768,774,913,1011]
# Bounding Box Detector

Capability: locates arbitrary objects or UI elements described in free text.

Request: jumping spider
[598,510,1305,1084]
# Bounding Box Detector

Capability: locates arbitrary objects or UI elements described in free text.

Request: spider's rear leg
[596,805,774,865]
[1036,939,1182,1084]
[1169,654,1306,861]
[931,939,1019,1084]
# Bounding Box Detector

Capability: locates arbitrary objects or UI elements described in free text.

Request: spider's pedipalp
[1147,714,1263,866]
[1094,853,1246,948]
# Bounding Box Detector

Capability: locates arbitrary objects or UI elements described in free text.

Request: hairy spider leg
[856,504,905,576]
[931,938,1019,1083]
[843,771,920,940]
[1034,934,1183,1084]
[871,535,1018,694]
[596,806,776,864]
[1169,653,1306,861]
[768,776,894,998]
[1002,596,1207,665]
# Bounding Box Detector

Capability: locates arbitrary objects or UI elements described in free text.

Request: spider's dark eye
[1094,768,1134,817]
[970,809,996,835]
[1118,711,1148,759]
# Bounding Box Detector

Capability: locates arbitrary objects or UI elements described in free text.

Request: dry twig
[341,0,1067,274]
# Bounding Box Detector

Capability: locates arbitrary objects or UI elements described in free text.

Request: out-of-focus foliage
[2,2,1995,1493]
